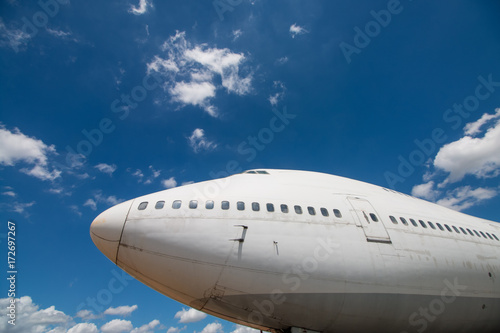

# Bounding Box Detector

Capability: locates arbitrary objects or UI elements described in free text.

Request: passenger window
[333,209,342,218]
[486,233,493,240]
[221,201,230,210]
[389,216,398,224]
[444,224,452,232]
[410,219,418,227]
[370,213,378,222]
[480,231,487,238]
[155,201,165,209]
[237,201,245,211]
[419,220,427,228]
[459,227,467,235]
[294,205,303,214]
[466,228,474,236]
[400,217,408,226]
[428,221,436,229]
[436,223,444,231]
[189,200,198,209]
[307,207,316,215]
[138,202,148,210]
[267,203,275,212]
[172,200,181,209]
[452,226,460,233]
[320,208,329,217]
[281,204,289,213]
[252,202,260,211]
[474,230,481,237]
[206,200,214,209]
[493,234,499,241]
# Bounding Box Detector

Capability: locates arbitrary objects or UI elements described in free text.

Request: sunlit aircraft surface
[90,169,500,333]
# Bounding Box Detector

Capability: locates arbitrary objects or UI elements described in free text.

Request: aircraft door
[348,197,391,244]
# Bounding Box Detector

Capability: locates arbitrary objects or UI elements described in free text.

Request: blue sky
[1,0,500,332]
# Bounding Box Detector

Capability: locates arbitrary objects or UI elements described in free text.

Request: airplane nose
[90,200,131,263]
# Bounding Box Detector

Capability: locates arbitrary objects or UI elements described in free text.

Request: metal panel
[348,197,391,243]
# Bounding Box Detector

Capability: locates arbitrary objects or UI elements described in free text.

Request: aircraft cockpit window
[221,201,230,210]
[444,224,452,232]
[369,213,378,222]
[308,207,316,215]
[172,200,182,209]
[155,201,165,209]
[281,204,289,213]
[267,203,275,212]
[256,170,269,174]
[428,221,436,229]
[246,171,257,174]
[206,200,214,209]
[294,205,303,214]
[389,216,398,224]
[436,223,444,231]
[252,202,260,211]
[400,217,409,226]
[419,220,427,228]
[237,201,245,211]
[189,200,198,209]
[320,208,329,217]
[138,202,148,210]
[466,228,474,236]
[333,209,342,218]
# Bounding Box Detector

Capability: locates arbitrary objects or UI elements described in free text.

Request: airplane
[90,169,500,333]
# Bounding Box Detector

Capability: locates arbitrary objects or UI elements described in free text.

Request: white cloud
[147,31,252,116]
[174,308,207,323]
[85,191,124,210]
[231,325,260,333]
[188,128,217,153]
[84,198,97,211]
[0,18,31,52]
[129,0,153,15]
[104,305,138,316]
[411,181,440,201]
[167,326,186,333]
[0,296,72,332]
[276,56,289,65]
[0,124,61,181]
[162,177,178,189]
[101,319,133,333]
[289,24,308,38]
[95,163,117,175]
[12,201,35,214]
[436,186,497,211]
[434,109,500,185]
[68,323,99,333]
[2,191,16,197]
[75,309,102,320]
[200,322,223,333]
[131,319,161,333]
[232,29,243,41]
[268,81,286,106]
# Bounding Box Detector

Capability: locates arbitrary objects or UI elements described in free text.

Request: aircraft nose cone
[90,200,131,263]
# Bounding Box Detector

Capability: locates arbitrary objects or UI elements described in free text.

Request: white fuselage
[90,169,500,333]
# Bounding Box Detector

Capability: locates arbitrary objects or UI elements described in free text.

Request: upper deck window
[474,230,481,237]
[452,226,460,234]
[267,203,275,212]
[206,200,214,209]
[493,234,499,241]
[400,217,409,226]
[333,209,342,218]
[480,231,487,239]
[221,201,230,210]
[410,219,418,227]
[444,224,452,232]
[486,232,494,240]
[419,220,427,228]
[172,200,181,209]
[459,227,467,235]
[466,228,474,236]
[308,207,316,216]
[252,202,260,211]
[428,221,436,229]
[436,223,444,231]
[189,200,198,209]
[138,202,148,210]
[237,201,245,211]
[155,201,165,209]
[281,204,289,213]
[390,216,398,224]
[294,205,303,214]
[320,208,329,217]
